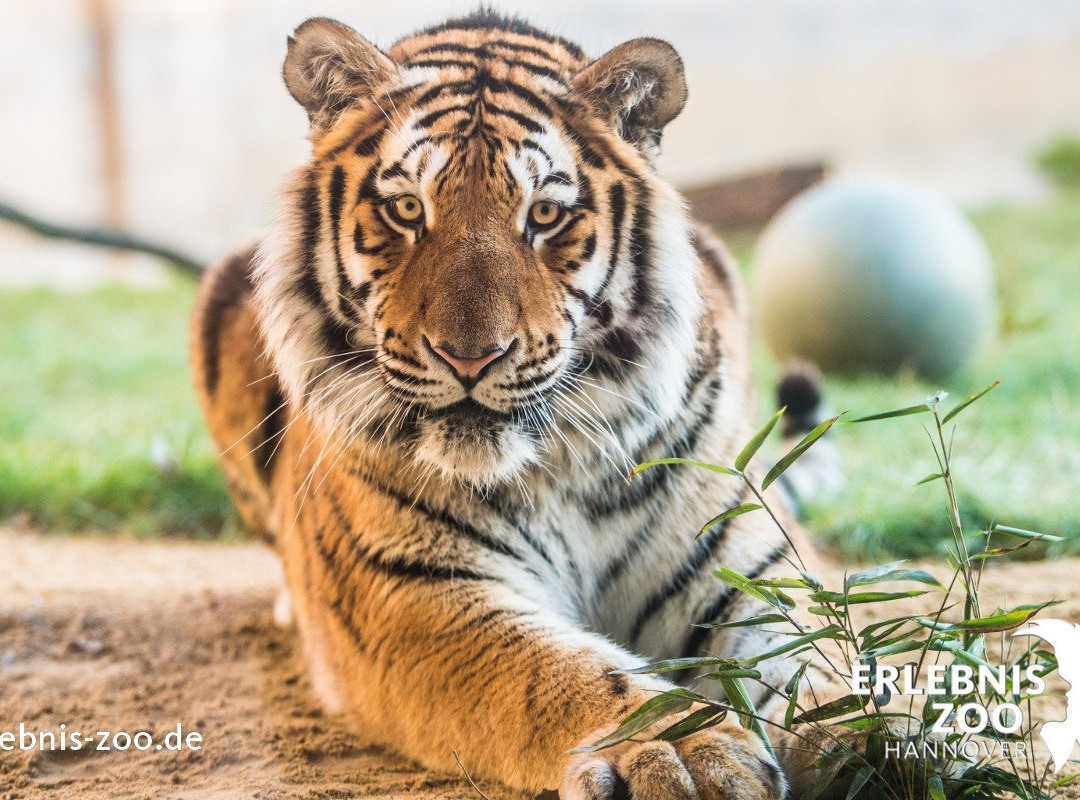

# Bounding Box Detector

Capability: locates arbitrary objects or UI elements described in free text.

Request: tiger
[191,11,851,799]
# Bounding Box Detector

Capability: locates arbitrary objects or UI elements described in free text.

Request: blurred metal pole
[87,0,128,277]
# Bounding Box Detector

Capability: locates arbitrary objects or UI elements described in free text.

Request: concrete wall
[2,0,1079,285]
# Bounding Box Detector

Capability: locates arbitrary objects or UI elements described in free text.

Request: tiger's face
[254,16,697,487]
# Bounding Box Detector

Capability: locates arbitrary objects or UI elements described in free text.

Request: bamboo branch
[0,198,205,277]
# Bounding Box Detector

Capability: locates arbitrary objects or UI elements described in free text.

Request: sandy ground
[1,527,1078,800]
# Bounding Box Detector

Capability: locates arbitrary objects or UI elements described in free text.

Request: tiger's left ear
[573,38,687,160]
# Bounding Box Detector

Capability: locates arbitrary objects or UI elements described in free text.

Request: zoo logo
[850,619,1080,768]
[1013,619,1080,773]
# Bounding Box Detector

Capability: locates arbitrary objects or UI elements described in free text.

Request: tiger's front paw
[561,722,786,800]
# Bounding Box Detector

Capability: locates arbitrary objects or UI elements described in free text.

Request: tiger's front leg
[289,564,784,798]
[278,457,784,799]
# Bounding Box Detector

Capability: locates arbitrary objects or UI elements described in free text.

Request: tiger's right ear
[283,17,398,131]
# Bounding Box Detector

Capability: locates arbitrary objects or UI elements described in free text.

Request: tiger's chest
[508,462,746,657]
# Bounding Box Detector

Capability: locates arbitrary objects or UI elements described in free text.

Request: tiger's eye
[390,194,424,224]
[529,200,563,229]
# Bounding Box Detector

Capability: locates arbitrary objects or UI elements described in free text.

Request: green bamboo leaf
[691,613,789,630]
[971,542,1034,560]
[941,380,1000,424]
[569,689,697,753]
[1053,773,1080,788]
[831,715,889,731]
[845,561,942,591]
[810,590,929,605]
[926,639,995,669]
[714,566,785,610]
[702,667,762,681]
[800,570,823,590]
[752,576,813,589]
[741,625,846,667]
[614,657,727,675]
[858,616,919,645]
[718,675,774,757]
[990,524,1064,542]
[699,503,762,535]
[774,589,796,609]
[861,625,920,652]
[927,775,946,800]
[761,414,842,490]
[736,407,785,471]
[784,663,806,730]
[792,693,865,725]
[916,472,944,486]
[631,458,739,478]
[655,706,727,742]
[861,638,928,658]
[844,404,930,424]
[918,602,1058,634]
[845,765,875,800]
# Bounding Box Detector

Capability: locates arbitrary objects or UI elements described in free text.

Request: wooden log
[681,162,827,231]
[0,198,205,277]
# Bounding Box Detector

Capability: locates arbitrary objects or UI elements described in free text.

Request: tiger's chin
[411,407,540,490]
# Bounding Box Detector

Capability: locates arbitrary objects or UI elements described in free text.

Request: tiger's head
[254,12,704,488]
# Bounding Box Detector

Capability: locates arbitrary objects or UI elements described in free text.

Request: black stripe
[487,37,569,63]
[295,170,324,307]
[486,76,553,116]
[574,136,606,169]
[413,81,474,108]
[476,489,562,574]
[416,101,475,129]
[253,387,287,485]
[354,125,387,157]
[319,317,356,359]
[600,326,639,367]
[357,159,381,202]
[590,512,658,602]
[379,162,409,181]
[348,466,524,562]
[200,246,254,394]
[409,41,483,59]
[626,485,753,645]
[546,212,586,247]
[583,367,721,521]
[381,362,438,386]
[323,490,496,584]
[353,222,385,256]
[412,12,585,60]
[580,232,597,262]
[627,183,655,315]
[589,182,626,311]
[677,543,791,665]
[327,165,352,320]
[576,172,595,212]
[520,139,554,169]
[309,508,369,651]
[483,102,545,134]
[499,58,568,83]
[407,58,478,72]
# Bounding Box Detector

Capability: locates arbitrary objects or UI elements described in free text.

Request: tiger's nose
[429,339,512,385]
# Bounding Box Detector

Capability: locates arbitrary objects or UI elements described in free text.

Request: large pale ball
[752,176,996,379]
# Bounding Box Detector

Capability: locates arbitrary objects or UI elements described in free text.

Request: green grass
[742,190,1080,560]
[1,191,1078,556]
[0,280,238,538]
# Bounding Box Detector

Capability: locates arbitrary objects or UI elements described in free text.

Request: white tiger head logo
[1013,619,1080,773]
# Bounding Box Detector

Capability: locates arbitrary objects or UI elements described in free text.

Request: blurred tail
[775,364,844,513]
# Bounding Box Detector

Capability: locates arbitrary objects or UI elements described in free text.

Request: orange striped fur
[192,12,850,798]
